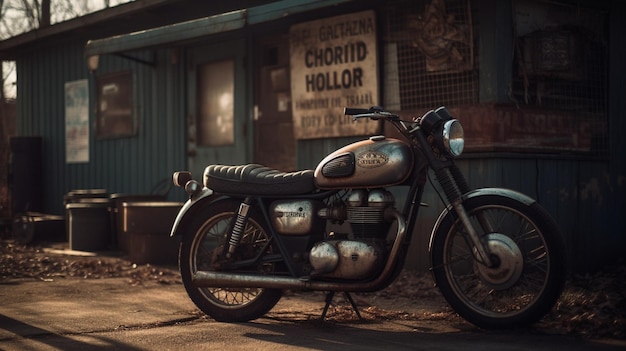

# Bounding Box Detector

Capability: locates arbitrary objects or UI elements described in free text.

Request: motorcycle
[170,106,566,329]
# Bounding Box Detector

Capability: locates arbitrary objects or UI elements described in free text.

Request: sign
[65,79,89,163]
[290,10,379,139]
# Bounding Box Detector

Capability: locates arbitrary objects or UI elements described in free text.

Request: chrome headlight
[442,119,464,157]
[419,107,465,157]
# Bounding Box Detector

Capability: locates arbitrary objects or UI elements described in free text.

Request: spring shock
[226,200,251,258]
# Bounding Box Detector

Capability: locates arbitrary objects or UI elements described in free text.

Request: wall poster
[65,79,89,163]
[290,10,379,139]
[96,71,136,139]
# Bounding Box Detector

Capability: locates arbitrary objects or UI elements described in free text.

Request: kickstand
[320,291,363,321]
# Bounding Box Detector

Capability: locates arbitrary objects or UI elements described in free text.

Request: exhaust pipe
[193,209,406,292]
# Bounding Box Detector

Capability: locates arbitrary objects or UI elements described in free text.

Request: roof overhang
[84,0,354,59]
[0,0,177,60]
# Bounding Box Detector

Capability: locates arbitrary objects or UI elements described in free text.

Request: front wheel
[431,195,566,329]
[179,198,282,322]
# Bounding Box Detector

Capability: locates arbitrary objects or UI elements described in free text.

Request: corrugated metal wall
[454,156,624,273]
[16,43,186,215]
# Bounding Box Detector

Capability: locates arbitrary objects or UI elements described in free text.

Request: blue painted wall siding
[16,43,186,215]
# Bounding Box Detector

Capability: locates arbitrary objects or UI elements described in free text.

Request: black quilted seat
[204,164,315,195]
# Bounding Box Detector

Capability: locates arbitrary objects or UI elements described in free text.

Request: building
[0,0,624,272]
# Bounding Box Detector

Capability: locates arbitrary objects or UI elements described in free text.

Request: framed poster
[65,79,89,163]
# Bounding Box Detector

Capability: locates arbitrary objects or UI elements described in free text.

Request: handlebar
[344,106,400,121]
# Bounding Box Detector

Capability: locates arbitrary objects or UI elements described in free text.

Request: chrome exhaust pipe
[193,209,407,292]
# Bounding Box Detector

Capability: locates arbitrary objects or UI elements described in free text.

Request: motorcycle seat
[204,164,315,195]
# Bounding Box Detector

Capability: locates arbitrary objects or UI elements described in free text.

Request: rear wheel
[431,195,566,329]
[179,199,282,322]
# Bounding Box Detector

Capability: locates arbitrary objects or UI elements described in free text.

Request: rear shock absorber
[226,199,252,258]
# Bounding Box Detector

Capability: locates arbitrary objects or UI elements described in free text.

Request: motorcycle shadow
[256,290,473,331]
[243,307,614,351]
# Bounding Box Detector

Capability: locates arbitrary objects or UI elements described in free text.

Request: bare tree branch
[0,0,135,98]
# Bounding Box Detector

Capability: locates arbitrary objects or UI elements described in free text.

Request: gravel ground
[1,238,624,340]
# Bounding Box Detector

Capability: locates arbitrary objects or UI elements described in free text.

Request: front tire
[179,198,282,322]
[431,195,566,329]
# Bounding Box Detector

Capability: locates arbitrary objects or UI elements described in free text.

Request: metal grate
[383,0,477,110]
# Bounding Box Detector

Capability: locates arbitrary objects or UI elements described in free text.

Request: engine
[268,189,396,279]
[345,188,395,239]
[310,188,395,279]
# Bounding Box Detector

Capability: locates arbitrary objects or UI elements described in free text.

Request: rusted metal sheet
[445,104,605,154]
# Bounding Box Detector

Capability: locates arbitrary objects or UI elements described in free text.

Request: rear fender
[170,188,221,237]
[427,188,536,258]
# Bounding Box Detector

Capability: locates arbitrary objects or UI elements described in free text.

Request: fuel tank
[314,136,414,189]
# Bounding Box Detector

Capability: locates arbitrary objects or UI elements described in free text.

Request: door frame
[186,38,250,179]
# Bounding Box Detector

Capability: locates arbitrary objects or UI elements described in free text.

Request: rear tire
[431,195,566,329]
[179,198,282,322]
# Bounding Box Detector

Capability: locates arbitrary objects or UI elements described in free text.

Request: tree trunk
[40,0,50,27]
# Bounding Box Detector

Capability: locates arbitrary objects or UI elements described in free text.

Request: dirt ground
[1,238,624,341]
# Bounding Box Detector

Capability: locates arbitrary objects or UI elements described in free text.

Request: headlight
[418,107,464,157]
[442,119,464,157]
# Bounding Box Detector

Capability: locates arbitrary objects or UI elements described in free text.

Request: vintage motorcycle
[170,106,566,329]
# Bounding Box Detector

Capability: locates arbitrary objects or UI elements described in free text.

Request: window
[512,1,607,113]
[512,0,608,154]
[197,60,235,146]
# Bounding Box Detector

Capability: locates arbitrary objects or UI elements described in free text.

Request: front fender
[170,187,218,237]
[427,188,537,256]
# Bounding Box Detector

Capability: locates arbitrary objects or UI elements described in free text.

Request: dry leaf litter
[1,238,623,340]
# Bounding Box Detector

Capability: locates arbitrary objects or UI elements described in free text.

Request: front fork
[437,164,496,268]
[450,199,495,267]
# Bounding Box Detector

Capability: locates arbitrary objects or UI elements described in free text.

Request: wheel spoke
[207,287,261,305]
[191,213,272,307]
[445,205,550,317]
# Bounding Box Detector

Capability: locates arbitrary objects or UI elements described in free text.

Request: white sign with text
[290,10,379,139]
